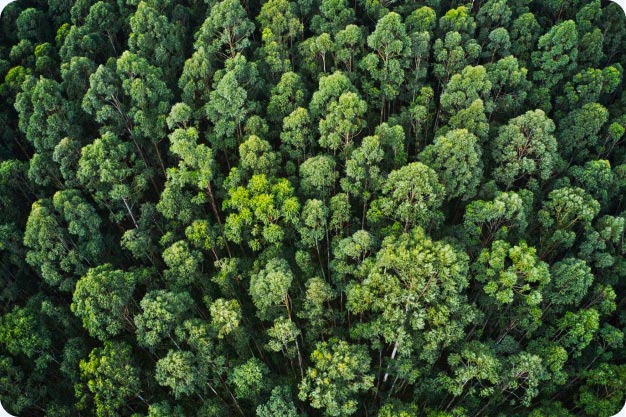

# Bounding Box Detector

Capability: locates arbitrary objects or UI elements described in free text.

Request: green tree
[135,290,194,349]
[298,338,374,417]
[367,162,444,231]
[224,174,300,251]
[155,350,200,399]
[257,386,300,417]
[77,341,141,417]
[419,128,482,201]
[492,109,558,189]
[360,12,411,120]
[250,257,294,319]
[71,264,137,341]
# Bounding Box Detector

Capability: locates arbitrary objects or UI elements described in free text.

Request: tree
[77,341,141,417]
[577,363,626,417]
[209,298,241,339]
[205,54,260,152]
[195,0,255,61]
[486,56,530,118]
[280,107,314,166]
[77,131,151,227]
[531,20,578,105]
[492,109,558,189]
[360,12,411,120]
[311,0,354,35]
[161,240,204,289]
[318,91,367,157]
[128,1,183,82]
[298,338,374,417]
[367,162,444,232]
[135,290,193,349]
[14,76,69,186]
[472,240,551,337]
[418,129,482,201]
[23,191,103,291]
[267,71,307,124]
[71,264,136,341]
[249,257,294,319]
[334,25,364,74]
[257,0,303,77]
[299,155,338,199]
[0,304,51,362]
[463,190,529,248]
[538,187,600,257]
[438,65,492,140]
[347,227,473,378]
[558,103,609,164]
[155,350,200,399]
[223,174,300,251]
[341,135,385,221]
[257,386,300,417]
[228,357,270,401]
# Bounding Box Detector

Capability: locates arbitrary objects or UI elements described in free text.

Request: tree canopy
[1,0,626,416]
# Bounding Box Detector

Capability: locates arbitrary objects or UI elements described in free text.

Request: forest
[1,0,626,415]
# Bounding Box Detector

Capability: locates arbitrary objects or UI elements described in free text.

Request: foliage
[2,1,626,416]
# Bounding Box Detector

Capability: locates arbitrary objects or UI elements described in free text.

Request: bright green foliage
[267,71,307,123]
[473,240,550,334]
[547,258,594,307]
[531,20,578,91]
[71,264,136,341]
[319,91,367,156]
[161,240,204,288]
[538,187,600,256]
[487,56,531,117]
[77,131,151,226]
[299,339,374,416]
[0,305,51,360]
[4,1,626,416]
[463,191,529,247]
[433,32,481,86]
[311,0,354,35]
[377,400,419,417]
[347,227,472,366]
[577,364,626,417]
[78,341,140,417]
[239,135,280,177]
[195,0,254,60]
[558,102,609,163]
[266,317,301,357]
[299,155,338,198]
[127,1,183,78]
[281,107,314,164]
[439,341,500,398]
[205,54,259,151]
[298,276,336,336]
[223,174,300,250]
[335,25,365,74]
[24,192,103,291]
[341,135,385,212]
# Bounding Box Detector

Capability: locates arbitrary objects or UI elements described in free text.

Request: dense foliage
[1,0,626,416]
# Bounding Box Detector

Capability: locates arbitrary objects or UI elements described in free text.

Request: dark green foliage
[1,1,626,416]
